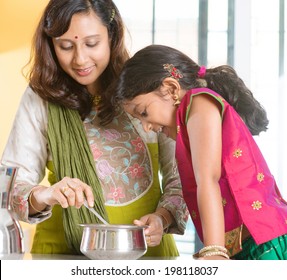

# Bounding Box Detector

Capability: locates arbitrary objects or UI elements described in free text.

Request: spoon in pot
[83,199,109,225]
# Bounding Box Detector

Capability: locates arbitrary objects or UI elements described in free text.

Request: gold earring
[173,95,181,106]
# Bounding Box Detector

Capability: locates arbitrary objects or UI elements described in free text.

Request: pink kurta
[176,88,287,256]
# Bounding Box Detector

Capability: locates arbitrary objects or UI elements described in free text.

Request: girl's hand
[29,177,95,214]
[133,214,164,247]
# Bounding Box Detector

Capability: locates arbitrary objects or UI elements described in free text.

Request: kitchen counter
[0,253,88,260]
[0,253,187,260]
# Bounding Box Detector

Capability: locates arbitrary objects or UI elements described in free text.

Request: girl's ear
[162,77,181,102]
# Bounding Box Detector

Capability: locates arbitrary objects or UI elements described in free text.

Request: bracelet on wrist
[198,245,229,259]
[28,189,47,214]
[200,250,230,259]
[199,244,227,254]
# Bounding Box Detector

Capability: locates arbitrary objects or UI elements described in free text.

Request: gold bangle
[199,245,228,255]
[28,189,46,214]
[200,250,230,259]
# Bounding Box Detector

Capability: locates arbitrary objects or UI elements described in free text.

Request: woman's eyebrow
[54,34,101,41]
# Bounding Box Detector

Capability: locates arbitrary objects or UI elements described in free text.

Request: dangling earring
[173,95,181,106]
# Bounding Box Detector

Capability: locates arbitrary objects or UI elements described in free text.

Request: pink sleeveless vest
[176,88,287,255]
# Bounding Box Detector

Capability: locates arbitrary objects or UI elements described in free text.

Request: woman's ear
[162,77,181,105]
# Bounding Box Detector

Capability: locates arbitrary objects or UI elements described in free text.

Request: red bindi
[75,36,78,39]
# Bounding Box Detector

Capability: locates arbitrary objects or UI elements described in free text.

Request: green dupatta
[47,103,109,254]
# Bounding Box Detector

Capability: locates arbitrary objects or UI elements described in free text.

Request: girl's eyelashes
[140,109,148,117]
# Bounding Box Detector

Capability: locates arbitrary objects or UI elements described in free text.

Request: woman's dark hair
[25,0,129,119]
[114,44,269,135]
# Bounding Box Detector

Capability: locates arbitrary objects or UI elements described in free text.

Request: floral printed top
[84,110,153,205]
[1,87,188,234]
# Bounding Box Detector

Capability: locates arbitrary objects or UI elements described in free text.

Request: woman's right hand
[28,177,95,215]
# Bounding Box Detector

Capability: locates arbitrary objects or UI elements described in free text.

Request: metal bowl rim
[79,223,148,230]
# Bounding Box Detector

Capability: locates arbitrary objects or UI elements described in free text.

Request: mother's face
[52,11,111,94]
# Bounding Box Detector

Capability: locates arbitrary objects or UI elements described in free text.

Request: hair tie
[197,66,206,78]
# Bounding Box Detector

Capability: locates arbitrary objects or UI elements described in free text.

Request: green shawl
[47,103,109,254]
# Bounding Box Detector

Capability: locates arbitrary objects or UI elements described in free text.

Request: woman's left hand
[134,214,164,247]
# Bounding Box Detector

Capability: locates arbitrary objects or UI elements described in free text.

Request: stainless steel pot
[0,166,24,257]
[79,224,147,260]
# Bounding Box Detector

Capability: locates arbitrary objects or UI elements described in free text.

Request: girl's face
[52,11,110,95]
[123,90,178,140]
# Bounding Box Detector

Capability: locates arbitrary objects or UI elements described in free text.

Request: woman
[1,1,187,256]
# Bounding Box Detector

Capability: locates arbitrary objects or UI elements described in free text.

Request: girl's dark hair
[114,44,269,135]
[25,0,129,119]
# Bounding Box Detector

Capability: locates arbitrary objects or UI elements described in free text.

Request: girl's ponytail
[203,66,269,135]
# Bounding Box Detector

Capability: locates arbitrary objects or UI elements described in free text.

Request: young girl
[112,44,287,260]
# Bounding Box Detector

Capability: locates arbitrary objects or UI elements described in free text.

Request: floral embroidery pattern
[107,187,125,202]
[252,200,262,210]
[13,196,27,214]
[96,160,115,180]
[222,198,227,207]
[12,182,36,221]
[102,129,121,141]
[90,143,103,160]
[129,163,145,179]
[172,161,178,176]
[84,110,153,205]
[131,137,145,152]
[257,173,264,182]
[191,210,197,219]
[233,148,242,158]
[225,227,242,256]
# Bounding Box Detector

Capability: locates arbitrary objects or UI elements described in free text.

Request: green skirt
[232,234,287,260]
